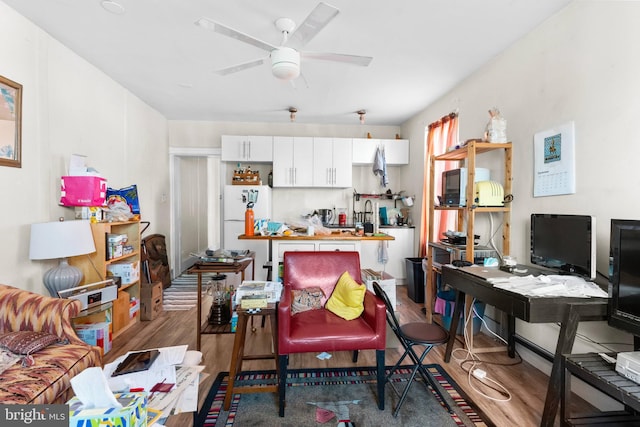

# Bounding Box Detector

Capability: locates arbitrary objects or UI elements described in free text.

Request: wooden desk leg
[444,290,464,363]
[560,355,570,426]
[540,304,580,427]
[224,312,249,411]
[507,314,516,358]
[196,272,202,351]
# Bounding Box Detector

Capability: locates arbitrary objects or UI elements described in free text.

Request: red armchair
[277,251,387,416]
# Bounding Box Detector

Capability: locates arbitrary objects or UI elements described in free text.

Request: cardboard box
[107,260,140,285]
[362,270,397,310]
[68,392,147,427]
[60,176,108,207]
[141,282,162,321]
[75,322,112,354]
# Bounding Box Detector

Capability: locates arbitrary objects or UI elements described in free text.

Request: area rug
[197,365,491,427]
[162,274,212,311]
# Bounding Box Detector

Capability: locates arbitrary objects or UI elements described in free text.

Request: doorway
[169,147,222,276]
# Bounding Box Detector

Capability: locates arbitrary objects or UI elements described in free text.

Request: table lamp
[29,219,96,297]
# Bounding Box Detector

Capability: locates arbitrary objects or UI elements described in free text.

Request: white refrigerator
[223,185,272,282]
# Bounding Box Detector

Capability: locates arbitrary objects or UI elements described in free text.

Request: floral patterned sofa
[0,284,102,404]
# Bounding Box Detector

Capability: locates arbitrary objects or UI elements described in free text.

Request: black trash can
[405,257,425,303]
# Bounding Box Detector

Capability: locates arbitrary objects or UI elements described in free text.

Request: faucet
[364,199,373,223]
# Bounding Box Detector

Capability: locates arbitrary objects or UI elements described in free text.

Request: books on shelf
[235,281,283,304]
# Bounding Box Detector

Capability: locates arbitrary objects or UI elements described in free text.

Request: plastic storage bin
[436,291,485,335]
[405,257,425,303]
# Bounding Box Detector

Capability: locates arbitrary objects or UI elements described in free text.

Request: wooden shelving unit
[425,141,512,324]
[70,220,141,338]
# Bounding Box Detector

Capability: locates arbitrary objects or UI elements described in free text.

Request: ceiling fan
[195,2,373,81]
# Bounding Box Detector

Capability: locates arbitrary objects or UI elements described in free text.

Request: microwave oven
[441,167,490,206]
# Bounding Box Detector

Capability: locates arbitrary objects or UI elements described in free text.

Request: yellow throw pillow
[325,271,367,321]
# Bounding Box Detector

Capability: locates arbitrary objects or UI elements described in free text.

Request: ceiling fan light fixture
[358,110,366,124]
[271,48,300,80]
[289,107,297,122]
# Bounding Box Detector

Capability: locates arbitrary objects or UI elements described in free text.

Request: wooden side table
[223,303,278,411]
[187,254,255,350]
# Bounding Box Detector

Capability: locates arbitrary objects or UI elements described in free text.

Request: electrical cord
[486,212,504,262]
[551,322,634,353]
[450,297,512,402]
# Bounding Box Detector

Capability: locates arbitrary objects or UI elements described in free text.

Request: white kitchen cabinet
[272,240,362,264]
[312,137,352,188]
[272,136,313,187]
[383,139,409,165]
[351,138,409,165]
[221,135,273,162]
[359,227,415,283]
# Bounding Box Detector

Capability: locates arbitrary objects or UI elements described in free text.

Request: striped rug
[162,274,214,311]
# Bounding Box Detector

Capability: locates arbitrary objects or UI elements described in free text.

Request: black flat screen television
[608,219,640,340]
[530,214,596,279]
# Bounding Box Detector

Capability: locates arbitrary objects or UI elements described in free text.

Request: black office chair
[373,281,450,417]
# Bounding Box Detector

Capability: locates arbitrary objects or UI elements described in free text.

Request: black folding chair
[373,281,450,417]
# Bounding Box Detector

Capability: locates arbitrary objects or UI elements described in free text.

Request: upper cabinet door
[351,138,409,165]
[312,137,333,187]
[332,138,353,187]
[313,138,352,188]
[352,138,379,165]
[273,136,313,187]
[383,139,409,165]
[221,135,273,162]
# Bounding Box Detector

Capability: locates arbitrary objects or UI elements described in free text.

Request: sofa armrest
[0,284,86,345]
[277,286,292,354]
[362,290,387,337]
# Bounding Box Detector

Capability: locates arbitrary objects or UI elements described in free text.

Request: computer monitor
[530,213,596,279]
[608,219,640,342]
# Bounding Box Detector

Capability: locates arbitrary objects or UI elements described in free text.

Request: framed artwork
[0,75,22,168]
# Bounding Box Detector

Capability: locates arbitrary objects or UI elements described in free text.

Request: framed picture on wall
[0,75,22,168]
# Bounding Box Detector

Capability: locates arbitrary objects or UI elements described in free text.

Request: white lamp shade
[29,220,96,260]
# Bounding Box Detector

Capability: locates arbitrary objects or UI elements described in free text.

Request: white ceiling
[4,0,570,126]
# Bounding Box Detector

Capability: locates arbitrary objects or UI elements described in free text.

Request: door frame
[169,147,222,277]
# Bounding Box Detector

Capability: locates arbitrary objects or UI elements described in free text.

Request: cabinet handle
[294,168,297,185]
[327,168,331,185]
[242,141,246,159]
[333,168,337,185]
[247,141,251,159]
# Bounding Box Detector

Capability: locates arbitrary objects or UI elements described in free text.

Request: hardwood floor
[103,285,592,427]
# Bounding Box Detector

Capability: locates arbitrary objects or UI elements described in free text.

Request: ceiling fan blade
[302,52,373,67]
[195,17,276,52]
[215,58,266,76]
[286,2,340,50]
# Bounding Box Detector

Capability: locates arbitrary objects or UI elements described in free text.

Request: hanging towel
[378,241,389,265]
[372,145,389,187]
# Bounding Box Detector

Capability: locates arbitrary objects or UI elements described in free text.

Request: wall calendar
[533,121,576,197]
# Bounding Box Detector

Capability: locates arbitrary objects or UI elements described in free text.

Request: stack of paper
[235,281,283,304]
[103,345,206,419]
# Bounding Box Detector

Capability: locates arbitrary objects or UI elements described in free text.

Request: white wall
[401,0,637,408]
[0,1,169,292]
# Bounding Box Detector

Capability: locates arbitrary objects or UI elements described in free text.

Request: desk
[187,254,255,351]
[223,303,278,411]
[441,265,608,427]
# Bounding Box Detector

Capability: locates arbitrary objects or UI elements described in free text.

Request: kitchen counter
[238,232,394,241]
[239,233,394,266]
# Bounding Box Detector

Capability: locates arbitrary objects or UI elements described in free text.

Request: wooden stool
[223,303,279,411]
